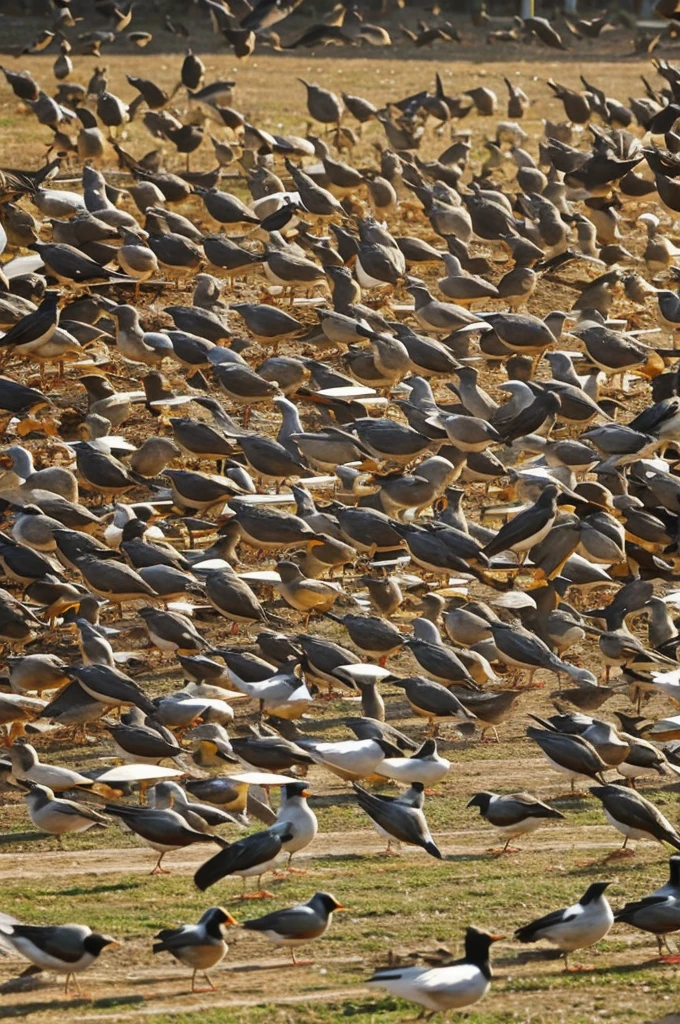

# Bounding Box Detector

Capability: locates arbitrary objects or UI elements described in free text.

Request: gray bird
[590,785,680,854]
[389,675,475,735]
[241,891,345,964]
[105,800,227,874]
[107,706,183,764]
[467,791,564,853]
[22,782,108,836]
[205,566,268,629]
[353,782,441,857]
[407,282,484,334]
[614,856,680,958]
[70,663,156,716]
[139,606,208,656]
[527,726,608,792]
[0,921,119,995]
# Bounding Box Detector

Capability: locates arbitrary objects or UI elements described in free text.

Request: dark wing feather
[515,908,576,942]
[194,829,282,891]
[10,926,85,963]
[353,784,439,854]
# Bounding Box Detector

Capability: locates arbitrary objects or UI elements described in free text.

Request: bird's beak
[224,913,239,927]
[301,789,311,798]
[106,939,122,947]
[489,933,505,942]
[333,903,348,911]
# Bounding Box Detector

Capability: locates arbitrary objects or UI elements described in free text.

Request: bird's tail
[194,846,233,891]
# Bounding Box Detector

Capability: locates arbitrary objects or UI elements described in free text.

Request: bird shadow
[59,880,143,897]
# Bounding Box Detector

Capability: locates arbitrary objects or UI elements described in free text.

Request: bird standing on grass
[241,891,346,965]
[0,920,119,994]
[367,927,504,1014]
[515,882,614,969]
[152,907,238,991]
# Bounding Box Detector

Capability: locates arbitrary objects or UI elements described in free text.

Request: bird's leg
[192,968,217,992]
[151,851,172,874]
[381,838,400,856]
[604,836,636,860]
[290,947,313,967]
[239,874,275,899]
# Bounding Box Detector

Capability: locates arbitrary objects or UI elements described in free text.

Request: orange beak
[301,789,311,798]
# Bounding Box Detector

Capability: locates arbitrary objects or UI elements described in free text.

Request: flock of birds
[8,0,680,64]
[6,5,680,1017]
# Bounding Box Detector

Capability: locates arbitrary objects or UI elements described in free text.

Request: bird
[614,856,680,960]
[240,891,345,965]
[105,802,228,874]
[367,927,504,1014]
[374,739,450,788]
[514,882,614,969]
[467,792,564,853]
[194,821,293,897]
[0,921,119,995]
[275,780,318,870]
[589,785,680,856]
[152,907,238,992]
[8,742,92,792]
[352,782,441,857]
[526,726,608,793]
[21,783,109,837]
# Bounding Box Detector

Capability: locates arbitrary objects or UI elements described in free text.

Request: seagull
[589,784,680,857]
[352,781,441,857]
[0,920,119,994]
[367,927,504,1013]
[241,891,345,965]
[467,792,564,853]
[515,882,614,969]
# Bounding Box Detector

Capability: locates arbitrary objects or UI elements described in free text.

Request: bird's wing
[54,800,107,823]
[243,905,324,939]
[354,786,432,848]
[9,925,89,963]
[516,906,576,940]
[604,790,680,844]
[194,828,281,890]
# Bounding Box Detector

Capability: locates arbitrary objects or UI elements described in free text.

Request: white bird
[8,742,92,792]
[295,736,401,781]
[367,927,503,1013]
[374,739,450,787]
[514,882,614,968]
[276,781,318,870]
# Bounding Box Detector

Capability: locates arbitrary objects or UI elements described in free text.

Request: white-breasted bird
[514,881,614,969]
[367,927,503,1013]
